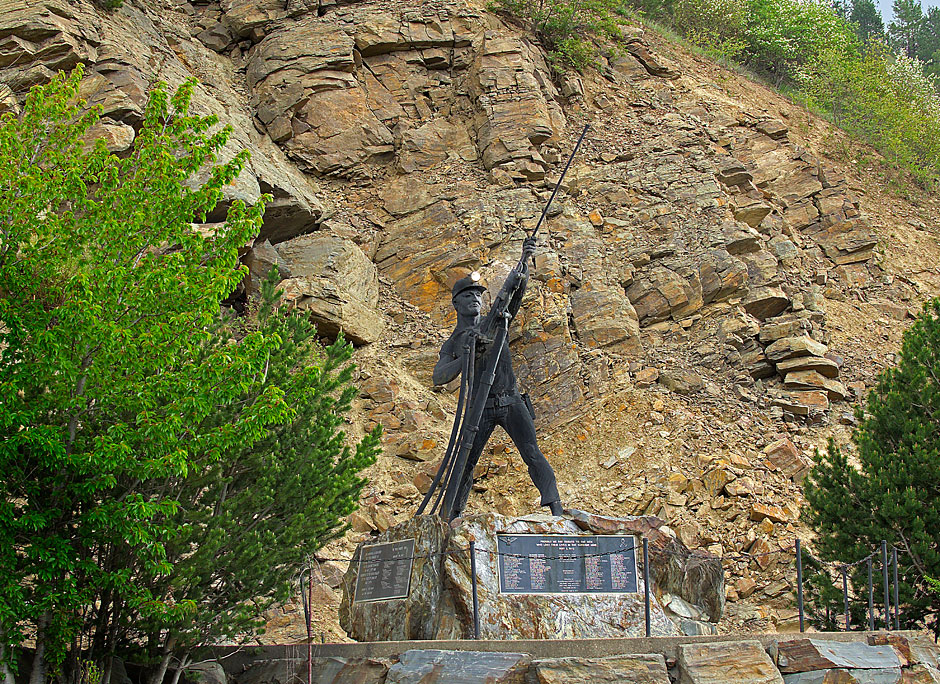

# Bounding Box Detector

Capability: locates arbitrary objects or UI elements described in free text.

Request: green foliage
[805,41,940,187]
[672,0,748,60]
[741,0,857,85]
[850,0,885,42]
[803,299,940,636]
[487,0,633,70]
[0,68,377,683]
[94,0,123,9]
[134,275,380,660]
[889,0,925,56]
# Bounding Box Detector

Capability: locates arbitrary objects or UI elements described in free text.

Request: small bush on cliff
[803,299,940,636]
[0,67,378,684]
[487,0,633,70]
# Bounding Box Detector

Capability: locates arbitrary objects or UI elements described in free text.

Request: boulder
[275,234,383,344]
[628,266,702,324]
[806,219,877,266]
[699,249,749,304]
[244,239,291,299]
[776,355,841,379]
[238,656,388,684]
[339,516,451,641]
[782,669,901,683]
[678,640,784,684]
[182,662,226,684]
[784,371,849,400]
[569,286,642,353]
[765,337,829,363]
[446,512,680,639]
[869,634,940,670]
[385,650,529,684]
[221,0,286,38]
[744,287,790,320]
[777,639,902,674]
[749,503,791,524]
[772,390,830,416]
[659,370,704,395]
[531,654,670,683]
[903,666,940,683]
[568,510,725,623]
[763,439,812,481]
[277,234,379,306]
[339,511,720,641]
[760,318,812,343]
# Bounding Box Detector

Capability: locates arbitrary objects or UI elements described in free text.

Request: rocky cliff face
[5,0,940,641]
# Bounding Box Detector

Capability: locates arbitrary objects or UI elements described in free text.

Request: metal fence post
[643,537,651,638]
[796,539,805,633]
[842,565,850,631]
[892,547,900,630]
[470,541,480,640]
[881,540,890,630]
[867,557,875,631]
[307,562,313,684]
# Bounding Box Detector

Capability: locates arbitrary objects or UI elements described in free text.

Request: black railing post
[867,557,875,631]
[892,547,900,630]
[796,539,805,633]
[881,540,890,630]
[842,565,850,631]
[643,537,651,638]
[470,542,480,639]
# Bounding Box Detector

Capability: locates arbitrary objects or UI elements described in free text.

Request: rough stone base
[339,512,721,640]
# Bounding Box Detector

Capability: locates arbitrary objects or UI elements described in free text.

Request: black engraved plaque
[496,534,638,594]
[353,538,415,603]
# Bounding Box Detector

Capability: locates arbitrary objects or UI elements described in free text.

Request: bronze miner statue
[429,238,562,520]
[414,125,588,522]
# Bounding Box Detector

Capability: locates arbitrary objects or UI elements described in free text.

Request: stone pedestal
[339,511,723,641]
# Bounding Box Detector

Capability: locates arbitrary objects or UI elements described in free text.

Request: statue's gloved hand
[522,235,537,262]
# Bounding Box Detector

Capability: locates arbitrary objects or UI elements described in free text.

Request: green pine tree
[803,298,940,636]
[850,0,886,41]
[889,0,925,56]
[138,276,380,684]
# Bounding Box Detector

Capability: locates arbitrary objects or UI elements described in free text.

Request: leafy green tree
[743,0,857,85]
[803,299,940,636]
[889,0,925,56]
[136,279,379,684]
[0,68,377,684]
[850,0,886,42]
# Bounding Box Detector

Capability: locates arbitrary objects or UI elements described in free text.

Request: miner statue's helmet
[451,271,487,300]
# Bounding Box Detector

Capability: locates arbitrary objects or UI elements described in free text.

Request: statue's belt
[484,390,520,409]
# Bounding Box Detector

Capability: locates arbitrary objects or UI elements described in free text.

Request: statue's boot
[548,500,564,516]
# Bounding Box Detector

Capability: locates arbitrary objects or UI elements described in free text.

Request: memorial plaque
[354,538,415,603]
[496,534,638,594]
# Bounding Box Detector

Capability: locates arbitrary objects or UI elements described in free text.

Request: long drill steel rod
[529,124,590,241]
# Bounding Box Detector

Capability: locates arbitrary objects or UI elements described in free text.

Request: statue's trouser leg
[450,409,498,519]
[500,397,561,507]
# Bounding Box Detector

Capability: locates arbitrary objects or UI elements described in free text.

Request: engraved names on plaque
[496,534,638,594]
[353,538,415,603]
